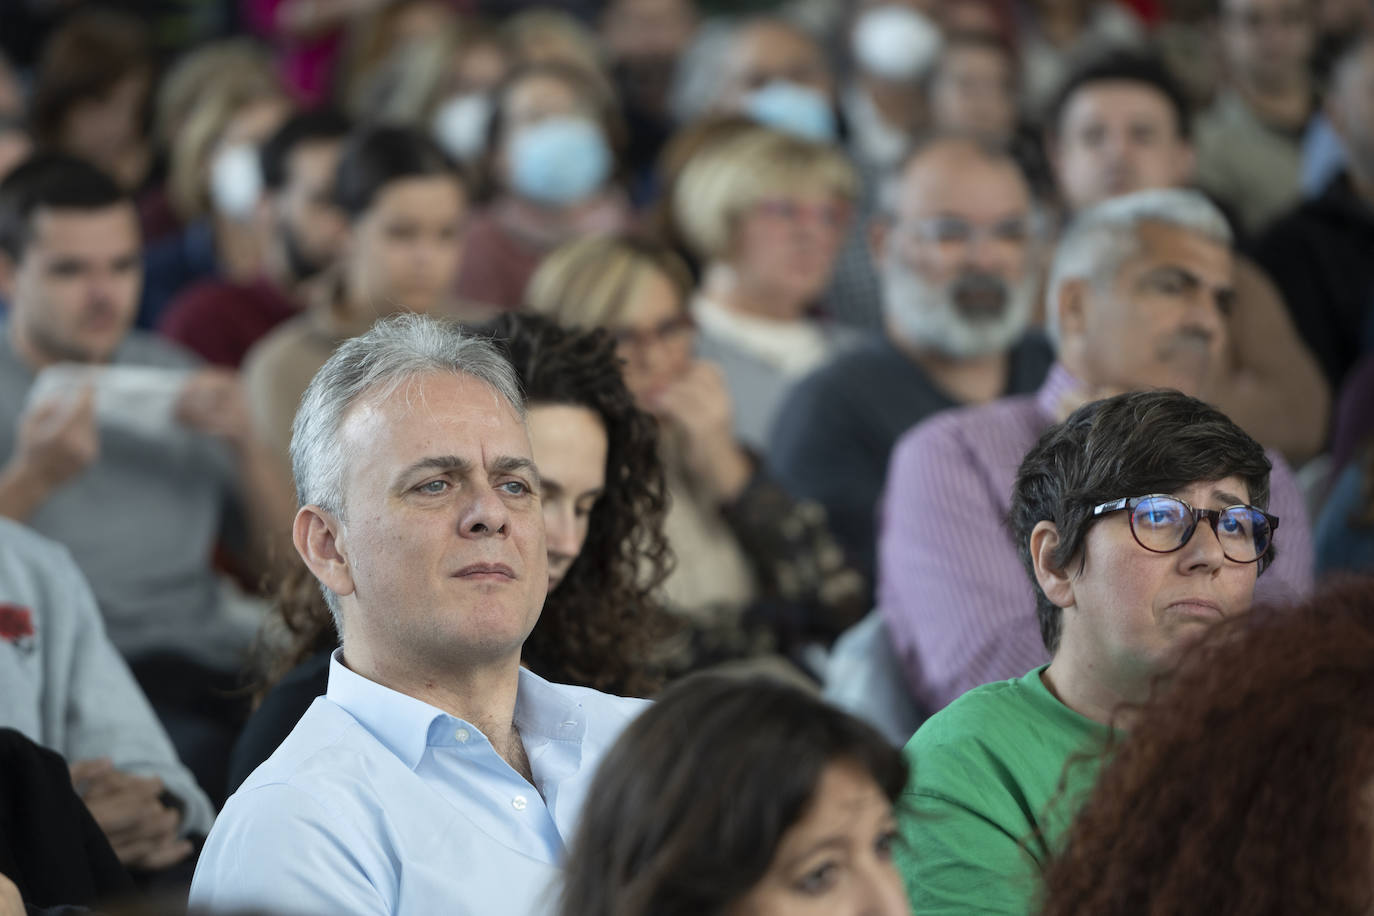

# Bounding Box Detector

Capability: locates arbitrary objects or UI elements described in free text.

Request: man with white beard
[770,136,1053,596]
[878,188,1314,714]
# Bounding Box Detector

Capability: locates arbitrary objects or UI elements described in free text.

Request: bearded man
[770,136,1052,595]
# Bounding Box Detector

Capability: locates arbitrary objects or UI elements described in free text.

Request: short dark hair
[1046,51,1193,143]
[332,124,464,218]
[558,674,908,916]
[1009,390,1272,653]
[0,154,130,260]
[259,108,352,192]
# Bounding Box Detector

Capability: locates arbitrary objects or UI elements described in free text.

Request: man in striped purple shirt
[878,188,1314,714]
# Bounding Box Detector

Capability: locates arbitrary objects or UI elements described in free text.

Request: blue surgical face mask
[742,81,837,143]
[508,115,612,206]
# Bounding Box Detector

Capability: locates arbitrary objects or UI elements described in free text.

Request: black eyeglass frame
[1089,494,1280,566]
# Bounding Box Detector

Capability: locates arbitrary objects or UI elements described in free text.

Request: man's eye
[500,481,529,496]
[417,480,449,494]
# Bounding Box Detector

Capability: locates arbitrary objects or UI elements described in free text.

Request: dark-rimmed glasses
[1090,494,1278,565]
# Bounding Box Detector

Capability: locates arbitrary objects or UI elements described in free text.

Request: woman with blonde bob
[527,233,866,677]
[672,125,859,449]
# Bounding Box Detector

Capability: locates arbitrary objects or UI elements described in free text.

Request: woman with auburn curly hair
[1040,579,1374,916]
[226,313,671,794]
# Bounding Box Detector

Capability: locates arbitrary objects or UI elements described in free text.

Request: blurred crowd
[0,0,1372,913]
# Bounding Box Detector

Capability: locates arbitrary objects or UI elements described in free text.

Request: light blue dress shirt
[189,650,649,915]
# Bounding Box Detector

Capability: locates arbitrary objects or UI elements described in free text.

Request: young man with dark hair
[1042,51,1328,465]
[1044,51,1195,214]
[0,153,293,804]
[157,109,351,367]
[895,388,1277,914]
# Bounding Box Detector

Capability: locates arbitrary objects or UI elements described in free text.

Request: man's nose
[460,487,511,537]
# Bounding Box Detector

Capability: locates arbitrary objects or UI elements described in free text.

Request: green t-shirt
[894,666,1115,915]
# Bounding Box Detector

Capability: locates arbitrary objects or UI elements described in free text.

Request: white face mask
[432,92,492,163]
[851,4,943,83]
[208,143,263,222]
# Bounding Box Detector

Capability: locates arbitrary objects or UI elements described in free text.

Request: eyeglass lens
[1129,495,1272,563]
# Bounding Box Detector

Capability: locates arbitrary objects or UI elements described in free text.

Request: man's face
[1063,476,1258,687]
[1070,222,1233,396]
[602,0,697,113]
[881,148,1036,357]
[1053,82,1194,212]
[1220,0,1315,92]
[929,44,1016,145]
[717,21,834,110]
[602,0,696,63]
[332,372,548,671]
[273,139,345,282]
[2,204,141,366]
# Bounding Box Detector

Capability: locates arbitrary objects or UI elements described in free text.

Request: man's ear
[1055,276,1090,339]
[1030,520,1076,610]
[293,505,355,600]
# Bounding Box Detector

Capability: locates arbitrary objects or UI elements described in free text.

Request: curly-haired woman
[225,313,671,795]
[1040,578,1374,915]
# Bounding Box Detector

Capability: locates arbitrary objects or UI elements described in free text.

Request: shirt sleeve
[878,420,1047,711]
[895,789,1043,916]
[190,782,390,915]
[1256,452,1315,604]
[49,543,217,837]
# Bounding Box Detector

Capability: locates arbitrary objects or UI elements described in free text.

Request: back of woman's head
[333,123,462,219]
[559,674,908,916]
[1040,579,1374,916]
[479,312,671,695]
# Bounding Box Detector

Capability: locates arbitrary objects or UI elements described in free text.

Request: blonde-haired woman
[527,233,866,677]
[673,125,860,450]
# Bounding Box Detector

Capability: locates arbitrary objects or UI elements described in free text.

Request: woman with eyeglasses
[1039,578,1374,915]
[892,389,1280,914]
[527,234,867,679]
[670,125,861,452]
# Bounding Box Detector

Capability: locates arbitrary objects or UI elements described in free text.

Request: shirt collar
[326,649,451,770]
[513,667,585,743]
[325,650,589,770]
[1034,361,1088,425]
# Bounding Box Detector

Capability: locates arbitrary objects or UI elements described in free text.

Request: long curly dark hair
[1039,579,1374,916]
[482,312,673,695]
[257,314,673,699]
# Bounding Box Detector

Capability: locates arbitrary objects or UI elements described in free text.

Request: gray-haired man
[878,188,1314,714]
[191,315,648,915]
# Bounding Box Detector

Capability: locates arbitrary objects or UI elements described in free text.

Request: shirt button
[454,728,470,743]
[512,795,528,811]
